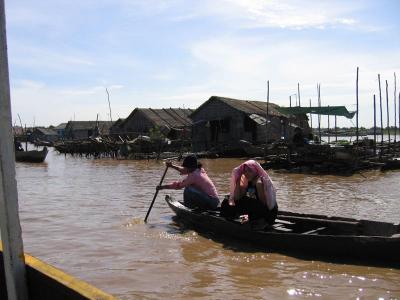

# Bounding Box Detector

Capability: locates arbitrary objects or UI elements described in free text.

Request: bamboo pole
[106,88,113,123]
[0,0,29,298]
[385,80,390,149]
[378,74,383,151]
[266,80,270,145]
[356,67,359,143]
[24,124,27,151]
[297,83,301,107]
[335,115,337,143]
[373,94,377,156]
[327,105,330,144]
[318,84,321,143]
[309,99,312,133]
[394,73,397,143]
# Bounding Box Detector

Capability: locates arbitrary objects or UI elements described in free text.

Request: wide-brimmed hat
[182,155,198,169]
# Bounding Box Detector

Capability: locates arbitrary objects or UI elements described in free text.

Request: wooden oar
[144,165,169,223]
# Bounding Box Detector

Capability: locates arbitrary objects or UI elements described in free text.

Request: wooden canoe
[165,195,400,267]
[15,147,48,163]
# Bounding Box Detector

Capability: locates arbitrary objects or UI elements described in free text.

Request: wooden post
[335,115,337,143]
[356,67,359,143]
[265,80,269,145]
[24,124,27,151]
[394,73,397,143]
[373,95,377,156]
[378,74,383,152]
[0,0,29,298]
[106,88,113,123]
[327,105,330,144]
[318,84,322,143]
[385,80,390,149]
[297,83,301,107]
[309,99,312,133]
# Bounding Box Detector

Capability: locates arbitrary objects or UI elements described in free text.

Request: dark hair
[182,155,202,170]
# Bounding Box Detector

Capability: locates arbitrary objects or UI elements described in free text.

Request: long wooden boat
[165,195,400,267]
[15,147,48,163]
[1,243,115,299]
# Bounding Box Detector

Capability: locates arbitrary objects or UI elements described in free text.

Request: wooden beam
[0,0,28,298]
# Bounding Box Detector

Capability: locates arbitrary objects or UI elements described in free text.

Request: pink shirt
[168,168,219,199]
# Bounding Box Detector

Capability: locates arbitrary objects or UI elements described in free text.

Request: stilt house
[189,96,310,151]
[54,123,67,139]
[116,108,193,140]
[64,121,114,140]
[29,127,58,143]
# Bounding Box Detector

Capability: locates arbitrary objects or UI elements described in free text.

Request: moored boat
[165,195,400,267]
[15,147,48,163]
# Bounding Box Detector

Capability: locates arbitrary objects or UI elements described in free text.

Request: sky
[5,0,400,128]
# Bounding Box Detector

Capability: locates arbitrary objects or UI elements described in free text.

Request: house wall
[65,129,93,140]
[191,100,246,151]
[190,100,286,151]
[56,129,65,139]
[255,116,285,143]
[120,111,154,138]
[191,99,312,151]
[30,131,58,142]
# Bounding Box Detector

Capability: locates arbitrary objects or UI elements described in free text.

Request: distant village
[14,95,311,153]
[13,95,400,175]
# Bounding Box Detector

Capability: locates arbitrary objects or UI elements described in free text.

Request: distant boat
[165,195,400,267]
[15,147,48,163]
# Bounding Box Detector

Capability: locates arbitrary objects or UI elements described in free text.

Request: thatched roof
[33,127,58,136]
[65,121,114,135]
[54,123,67,130]
[125,108,193,129]
[190,96,287,118]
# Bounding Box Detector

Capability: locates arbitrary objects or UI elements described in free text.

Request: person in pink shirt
[221,160,278,227]
[157,155,220,210]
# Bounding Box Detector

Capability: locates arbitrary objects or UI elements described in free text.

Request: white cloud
[198,0,363,30]
[9,44,95,72]
[187,35,400,126]
[6,0,397,127]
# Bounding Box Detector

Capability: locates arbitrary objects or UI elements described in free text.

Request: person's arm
[165,161,186,174]
[157,173,195,190]
[232,175,245,202]
[156,184,171,191]
[256,179,266,204]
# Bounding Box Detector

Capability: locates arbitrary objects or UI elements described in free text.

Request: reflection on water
[13,147,400,299]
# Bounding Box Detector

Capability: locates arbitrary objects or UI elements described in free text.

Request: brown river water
[10,146,400,299]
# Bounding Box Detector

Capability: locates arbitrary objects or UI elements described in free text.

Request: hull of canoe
[15,147,48,163]
[165,196,400,266]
